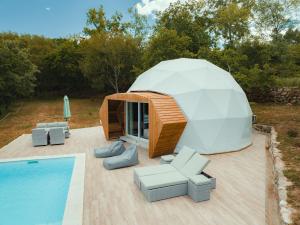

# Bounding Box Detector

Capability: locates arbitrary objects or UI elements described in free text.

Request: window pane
[127,102,138,137]
[140,103,149,139]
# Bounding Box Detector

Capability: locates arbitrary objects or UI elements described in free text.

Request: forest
[1,0,300,116]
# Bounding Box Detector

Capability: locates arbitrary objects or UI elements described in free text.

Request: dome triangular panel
[129,58,252,154]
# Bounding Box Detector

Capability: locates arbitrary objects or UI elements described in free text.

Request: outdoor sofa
[32,128,48,146]
[134,146,215,202]
[36,122,70,138]
[32,122,69,146]
[103,144,138,170]
[49,127,65,145]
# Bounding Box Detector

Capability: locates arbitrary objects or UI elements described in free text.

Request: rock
[279,200,287,207]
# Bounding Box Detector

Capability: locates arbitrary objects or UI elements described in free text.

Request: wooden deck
[0,127,271,225]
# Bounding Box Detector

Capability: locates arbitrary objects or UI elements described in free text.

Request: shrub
[287,129,298,138]
[275,76,300,88]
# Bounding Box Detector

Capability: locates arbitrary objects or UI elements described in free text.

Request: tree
[0,40,37,115]
[284,28,300,44]
[142,29,194,69]
[80,33,141,93]
[197,47,248,74]
[127,7,149,40]
[254,0,300,39]
[236,64,276,92]
[237,39,271,68]
[37,40,89,96]
[214,2,251,47]
[156,0,213,52]
[83,5,149,39]
[83,6,107,35]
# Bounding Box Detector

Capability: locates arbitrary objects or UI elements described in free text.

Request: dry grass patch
[0,98,102,148]
[252,103,300,225]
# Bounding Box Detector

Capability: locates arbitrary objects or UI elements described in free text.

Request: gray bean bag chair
[103,144,138,170]
[94,141,125,158]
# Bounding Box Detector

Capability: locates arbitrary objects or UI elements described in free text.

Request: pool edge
[62,153,85,225]
[0,153,86,225]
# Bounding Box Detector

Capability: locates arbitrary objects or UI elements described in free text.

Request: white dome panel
[129,58,252,154]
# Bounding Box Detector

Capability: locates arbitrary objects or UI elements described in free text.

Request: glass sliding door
[126,102,149,140]
[127,102,139,137]
[140,103,149,139]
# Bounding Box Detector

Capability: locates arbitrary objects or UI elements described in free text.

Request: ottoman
[188,175,212,202]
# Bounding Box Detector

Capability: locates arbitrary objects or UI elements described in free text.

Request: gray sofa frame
[37,122,70,138]
[135,146,215,202]
[32,128,48,147]
[49,127,65,145]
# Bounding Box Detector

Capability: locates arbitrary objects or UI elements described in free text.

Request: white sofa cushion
[189,174,211,185]
[140,171,188,189]
[180,154,210,178]
[161,154,175,162]
[134,164,176,177]
[170,146,196,170]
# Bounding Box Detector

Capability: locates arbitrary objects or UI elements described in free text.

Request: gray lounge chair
[49,127,65,145]
[94,141,125,158]
[103,144,138,170]
[32,128,48,147]
[134,146,196,189]
[138,151,211,202]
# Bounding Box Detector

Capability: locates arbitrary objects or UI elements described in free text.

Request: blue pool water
[0,157,75,225]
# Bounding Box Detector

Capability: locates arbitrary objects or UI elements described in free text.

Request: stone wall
[271,87,300,104]
[254,124,293,225]
[248,87,300,104]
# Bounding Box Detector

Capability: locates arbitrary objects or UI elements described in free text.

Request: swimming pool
[0,156,75,225]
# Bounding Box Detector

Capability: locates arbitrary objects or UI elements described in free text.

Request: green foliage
[275,77,300,88]
[214,2,251,47]
[237,64,276,91]
[287,129,298,138]
[156,0,213,52]
[284,28,300,44]
[0,40,37,115]
[1,1,300,112]
[127,7,149,40]
[80,6,147,93]
[254,0,300,38]
[83,5,149,39]
[83,6,107,35]
[142,29,194,69]
[80,33,141,93]
[37,40,89,96]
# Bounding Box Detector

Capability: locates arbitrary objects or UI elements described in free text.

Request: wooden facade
[99,92,187,158]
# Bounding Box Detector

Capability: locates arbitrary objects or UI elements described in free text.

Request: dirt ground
[0,98,102,148]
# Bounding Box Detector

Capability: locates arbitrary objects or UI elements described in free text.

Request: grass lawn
[0,98,102,148]
[252,103,300,225]
[0,99,299,224]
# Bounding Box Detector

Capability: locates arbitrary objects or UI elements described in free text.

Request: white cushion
[140,171,188,189]
[180,154,210,178]
[161,155,175,162]
[36,123,47,128]
[171,146,196,170]
[190,175,211,185]
[134,164,176,177]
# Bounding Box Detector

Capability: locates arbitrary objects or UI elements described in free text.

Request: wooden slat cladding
[99,98,109,139]
[99,91,187,158]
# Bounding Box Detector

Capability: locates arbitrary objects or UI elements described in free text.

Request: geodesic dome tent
[128,58,253,154]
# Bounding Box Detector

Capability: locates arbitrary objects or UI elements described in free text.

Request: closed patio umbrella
[63,95,71,121]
